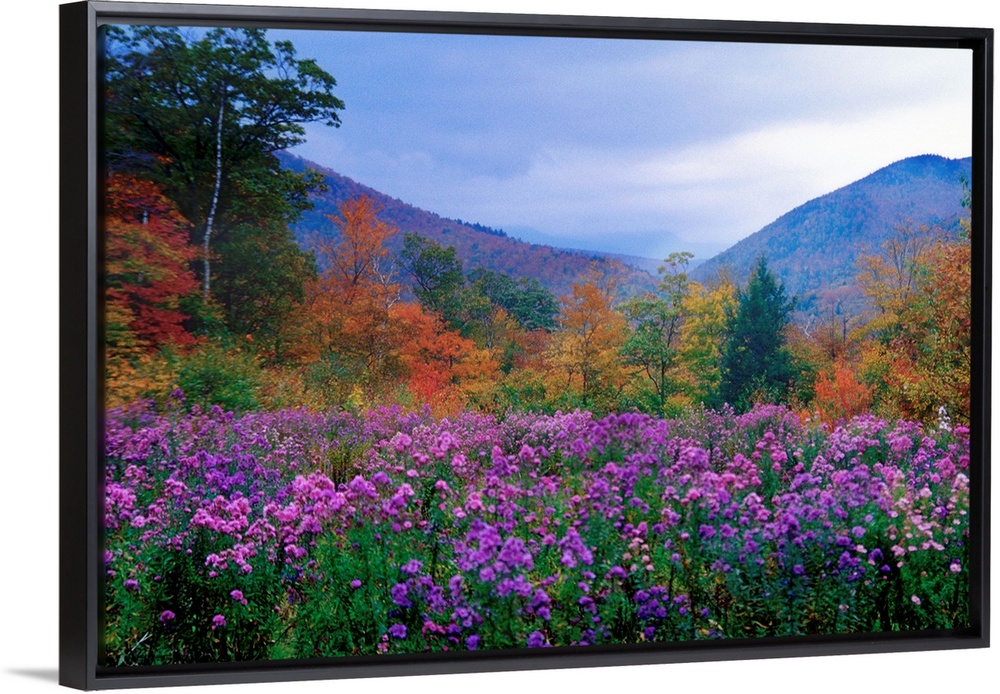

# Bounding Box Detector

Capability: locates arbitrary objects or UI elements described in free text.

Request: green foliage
[468,269,559,332]
[106,532,288,665]
[720,258,798,412]
[214,222,317,362]
[105,25,343,230]
[400,233,466,324]
[620,252,693,412]
[300,351,360,410]
[176,342,263,413]
[104,24,344,313]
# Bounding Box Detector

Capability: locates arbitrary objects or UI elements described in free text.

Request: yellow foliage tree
[676,278,737,404]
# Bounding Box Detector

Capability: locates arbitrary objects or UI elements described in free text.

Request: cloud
[355,94,968,258]
[288,31,971,259]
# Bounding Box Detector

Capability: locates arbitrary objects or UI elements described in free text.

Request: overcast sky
[271,28,971,261]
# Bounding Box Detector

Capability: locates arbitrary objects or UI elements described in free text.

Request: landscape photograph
[99,22,974,667]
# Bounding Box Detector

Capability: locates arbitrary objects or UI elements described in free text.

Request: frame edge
[64,1,993,689]
[60,1,99,690]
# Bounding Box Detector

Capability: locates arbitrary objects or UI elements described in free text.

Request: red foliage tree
[810,359,873,426]
[393,302,498,414]
[105,174,199,349]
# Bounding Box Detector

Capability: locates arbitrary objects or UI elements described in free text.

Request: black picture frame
[59,1,992,690]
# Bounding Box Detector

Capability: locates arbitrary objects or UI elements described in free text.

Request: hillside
[692,154,971,315]
[279,152,657,299]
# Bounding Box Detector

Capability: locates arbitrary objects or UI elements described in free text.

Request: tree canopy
[105,25,345,300]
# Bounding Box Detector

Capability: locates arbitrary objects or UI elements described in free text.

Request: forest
[101,26,972,666]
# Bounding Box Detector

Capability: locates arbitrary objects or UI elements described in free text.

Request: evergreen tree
[720,258,796,411]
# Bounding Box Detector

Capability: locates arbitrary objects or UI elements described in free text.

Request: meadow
[103,400,969,664]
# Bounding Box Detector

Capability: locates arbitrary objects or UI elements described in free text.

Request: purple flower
[159,610,175,624]
[388,623,407,639]
[211,614,226,630]
[230,589,247,604]
[401,559,423,576]
[526,631,548,648]
[123,579,140,592]
[350,579,362,589]
[448,574,464,598]
[793,564,805,576]
[391,582,411,607]
[698,524,716,540]
[466,634,480,650]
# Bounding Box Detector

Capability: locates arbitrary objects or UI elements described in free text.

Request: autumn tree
[392,303,498,415]
[856,217,971,423]
[104,174,200,407]
[104,25,344,306]
[547,263,631,410]
[305,196,403,392]
[802,289,866,364]
[677,277,737,406]
[720,258,797,411]
[855,223,936,337]
[810,359,874,426]
[105,173,199,351]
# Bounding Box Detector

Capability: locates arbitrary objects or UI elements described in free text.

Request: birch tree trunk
[203,89,226,302]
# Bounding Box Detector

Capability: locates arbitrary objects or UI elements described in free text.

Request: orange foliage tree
[546,263,631,410]
[303,196,404,398]
[809,359,873,426]
[104,174,200,406]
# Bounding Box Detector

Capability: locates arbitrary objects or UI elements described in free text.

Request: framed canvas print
[59,0,991,690]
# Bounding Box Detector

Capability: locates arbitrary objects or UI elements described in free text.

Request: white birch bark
[203,89,226,301]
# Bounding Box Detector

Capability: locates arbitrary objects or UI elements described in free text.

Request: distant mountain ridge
[278,152,657,298]
[280,152,971,314]
[692,154,972,314]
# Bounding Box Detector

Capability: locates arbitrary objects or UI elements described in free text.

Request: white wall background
[1,1,994,693]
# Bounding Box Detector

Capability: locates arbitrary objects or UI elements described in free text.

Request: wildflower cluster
[104,401,970,665]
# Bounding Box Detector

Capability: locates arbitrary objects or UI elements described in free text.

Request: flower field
[103,400,970,666]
